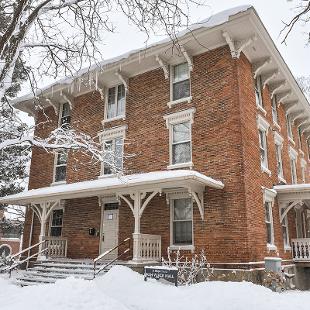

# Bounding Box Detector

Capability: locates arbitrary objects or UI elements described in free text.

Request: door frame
[99,198,120,255]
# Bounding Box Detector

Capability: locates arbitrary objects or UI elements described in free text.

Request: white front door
[100,203,119,260]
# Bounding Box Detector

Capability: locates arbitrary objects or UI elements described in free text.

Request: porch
[0,170,224,264]
[274,183,310,263]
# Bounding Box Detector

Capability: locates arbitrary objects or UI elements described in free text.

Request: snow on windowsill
[261,165,271,177]
[267,244,277,252]
[273,122,281,131]
[167,96,192,108]
[50,181,67,187]
[168,245,195,252]
[167,162,193,170]
[288,137,295,146]
[256,105,267,116]
[102,115,126,125]
[278,176,287,184]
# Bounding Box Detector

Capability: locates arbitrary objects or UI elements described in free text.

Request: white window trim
[48,204,64,237]
[301,158,307,183]
[263,188,277,251]
[289,146,298,160]
[271,95,280,128]
[99,125,127,178]
[289,147,298,184]
[52,152,68,185]
[286,114,294,143]
[281,213,291,251]
[274,132,285,182]
[164,108,195,169]
[257,115,270,175]
[255,76,266,115]
[168,62,192,107]
[103,84,126,123]
[169,192,194,251]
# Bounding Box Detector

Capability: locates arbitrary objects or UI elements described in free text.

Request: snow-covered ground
[1,266,310,310]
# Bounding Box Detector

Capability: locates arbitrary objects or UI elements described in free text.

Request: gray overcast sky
[98,0,308,78]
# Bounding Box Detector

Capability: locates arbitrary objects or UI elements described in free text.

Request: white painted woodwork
[44,237,67,258]
[132,233,161,262]
[292,238,310,261]
[100,209,119,260]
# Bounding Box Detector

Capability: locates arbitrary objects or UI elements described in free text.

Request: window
[254,76,263,108]
[172,122,191,165]
[298,127,303,149]
[172,198,192,245]
[164,108,195,169]
[100,125,126,176]
[50,209,64,237]
[271,95,278,125]
[259,130,268,169]
[54,151,68,182]
[275,144,284,180]
[289,147,298,184]
[286,114,293,140]
[172,63,190,101]
[281,209,290,249]
[264,201,274,246]
[257,115,270,173]
[106,84,125,120]
[103,137,124,175]
[60,102,71,127]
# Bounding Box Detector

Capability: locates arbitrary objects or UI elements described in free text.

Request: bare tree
[281,0,310,44]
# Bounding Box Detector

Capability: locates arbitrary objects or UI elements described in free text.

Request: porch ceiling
[0,170,224,205]
[274,184,310,204]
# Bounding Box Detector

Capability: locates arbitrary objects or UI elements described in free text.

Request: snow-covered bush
[162,248,214,286]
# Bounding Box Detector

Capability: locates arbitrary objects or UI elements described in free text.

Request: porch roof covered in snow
[0,170,224,206]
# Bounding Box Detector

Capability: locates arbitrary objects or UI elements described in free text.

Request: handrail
[0,240,47,277]
[93,237,131,278]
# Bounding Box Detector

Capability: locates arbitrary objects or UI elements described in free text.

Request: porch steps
[15,259,115,286]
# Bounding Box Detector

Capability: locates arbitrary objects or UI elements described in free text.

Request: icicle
[119,63,122,72]
[78,78,81,92]
[51,86,54,97]
[139,51,141,64]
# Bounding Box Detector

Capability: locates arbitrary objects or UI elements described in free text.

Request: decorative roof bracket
[269,80,286,99]
[253,57,272,79]
[291,110,305,123]
[115,71,129,92]
[155,55,169,79]
[261,70,279,88]
[181,46,193,71]
[284,100,298,115]
[277,90,292,105]
[297,117,309,127]
[60,90,74,109]
[222,31,257,59]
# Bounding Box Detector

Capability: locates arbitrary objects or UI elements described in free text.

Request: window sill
[273,122,281,131]
[261,165,271,176]
[288,137,295,145]
[167,96,192,108]
[98,173,117,179]
[257,105,267,116]
[102,115,126,125]
[278,176,287,184]
[0,237,20,241]
[50,181,66,186]
[267,244,277,252]
[169,245,195,252]
[284,245,291,252]
[167,162,193,170]
[299,149,305,156]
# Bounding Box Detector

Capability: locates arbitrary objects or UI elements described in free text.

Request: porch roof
[274,183,310,204]
[0,170,224,205]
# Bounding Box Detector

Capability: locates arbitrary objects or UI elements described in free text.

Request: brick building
[1,5,310,282]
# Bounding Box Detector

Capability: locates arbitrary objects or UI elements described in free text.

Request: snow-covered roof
[0,170,224,205]
[13,5,252,105]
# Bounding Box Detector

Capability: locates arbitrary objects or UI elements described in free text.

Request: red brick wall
[22,44,309,264]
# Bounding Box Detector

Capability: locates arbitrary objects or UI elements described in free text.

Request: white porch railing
[44,237,67,258]
[292,238,310,261]
[132,233,161,262]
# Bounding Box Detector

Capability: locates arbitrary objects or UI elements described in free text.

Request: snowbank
[1,266,310,310]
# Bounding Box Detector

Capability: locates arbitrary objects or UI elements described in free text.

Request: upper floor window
[103,137,124,175]
[49,209,64,237]
[171,63,190,102]
[289,147,298,184]
[54,151,68,183]
[281,209,290,249]
[257,115,270,174]
[298,126,303,149]
[106,84,125,120]
[271,95,278,125]
[100,125,126,176]
[164,108,195,169]
[274,132,284,182]
[301,159,307,183]
[171,198,193,245]
[286,114,293,141]
[254,76,263,109]
[60,102,71,127]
